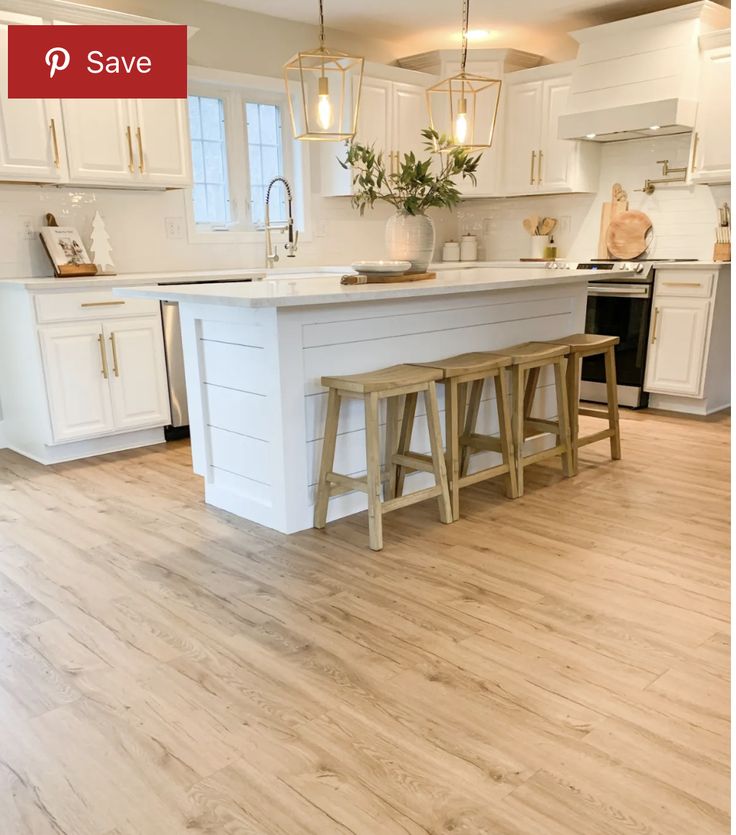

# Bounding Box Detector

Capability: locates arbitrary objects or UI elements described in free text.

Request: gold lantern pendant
[283,0,364,141]
[427,0,501,150]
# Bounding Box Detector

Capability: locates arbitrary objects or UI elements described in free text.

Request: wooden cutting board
[341,271,436,285]
[606,210,653,259]
[598,183,629,258]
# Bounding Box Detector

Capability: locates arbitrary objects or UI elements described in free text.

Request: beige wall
[78,0,401,75]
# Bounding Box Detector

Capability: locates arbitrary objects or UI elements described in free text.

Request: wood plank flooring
[0,408,729,834]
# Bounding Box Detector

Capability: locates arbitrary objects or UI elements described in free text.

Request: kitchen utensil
[341,271,437,285]
[522,217,537,236]
[598,183,629,258]
[350,260,412,274]
[605,210,653,259]
[538,217,556,236]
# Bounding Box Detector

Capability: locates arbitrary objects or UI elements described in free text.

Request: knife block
[713,242,731,262]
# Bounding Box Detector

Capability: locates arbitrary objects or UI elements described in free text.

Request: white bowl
[350,260,412,274]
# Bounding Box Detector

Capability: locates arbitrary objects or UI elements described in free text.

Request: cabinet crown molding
[398,48,543,75]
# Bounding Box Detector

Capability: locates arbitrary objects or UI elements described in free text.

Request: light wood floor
[0,409,729,835]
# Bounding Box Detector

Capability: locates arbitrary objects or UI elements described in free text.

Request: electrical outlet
[557,215,571,235]
[164,217,185,239]
[20,216,34,241]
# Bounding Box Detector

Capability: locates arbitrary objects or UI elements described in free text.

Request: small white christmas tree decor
[90,211,115,275]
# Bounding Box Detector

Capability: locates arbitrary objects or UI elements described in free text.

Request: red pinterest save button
[8,25,187,98]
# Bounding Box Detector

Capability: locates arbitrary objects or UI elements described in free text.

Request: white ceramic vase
[385,212,436,272]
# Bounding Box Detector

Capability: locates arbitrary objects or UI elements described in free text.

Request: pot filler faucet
[264,176,298,267]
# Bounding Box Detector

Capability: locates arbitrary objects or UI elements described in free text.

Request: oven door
[581,283,652,408]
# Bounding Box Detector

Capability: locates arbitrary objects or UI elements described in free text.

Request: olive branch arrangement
[340,127,481,216]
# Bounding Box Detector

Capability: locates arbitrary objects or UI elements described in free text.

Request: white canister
[442,240,460,262]
[531,235,550,259]
[460,235,478,261]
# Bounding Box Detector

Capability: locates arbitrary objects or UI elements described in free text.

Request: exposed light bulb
[317,75,332,130]
[454,98,468,144]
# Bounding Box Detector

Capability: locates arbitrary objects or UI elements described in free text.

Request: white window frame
[186,67,311,245]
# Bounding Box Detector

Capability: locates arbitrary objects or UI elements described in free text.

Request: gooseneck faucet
[264,176,298,268]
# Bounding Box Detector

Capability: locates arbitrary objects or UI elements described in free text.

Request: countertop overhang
[114,267,626,309]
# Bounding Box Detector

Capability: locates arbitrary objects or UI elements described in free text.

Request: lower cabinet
[644,297,710,397]
[39,315,170,443]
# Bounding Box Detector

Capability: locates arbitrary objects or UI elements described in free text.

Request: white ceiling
[202,0,731,59]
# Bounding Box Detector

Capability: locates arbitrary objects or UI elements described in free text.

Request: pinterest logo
[45,46,70,78]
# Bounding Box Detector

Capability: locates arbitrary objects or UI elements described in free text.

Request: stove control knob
[634,263,645,273]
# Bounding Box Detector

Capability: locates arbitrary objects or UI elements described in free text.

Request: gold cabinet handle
[530,150,536,185]
[662,281,702,288]
[537,149,543,184]
[97,333,109,378]
[650,307,660,344]
[80,300,125,308]
[690,131,699,174]
[49,118,60,168]
[126,126,135,173]
[109,332,120,377]
[136,127,144,173]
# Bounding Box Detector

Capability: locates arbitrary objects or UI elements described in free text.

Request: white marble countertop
[114,267,624,309]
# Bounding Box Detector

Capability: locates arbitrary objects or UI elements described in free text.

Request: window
[245,102,286,227]
[189,95,230,225]
[186,82,297,241]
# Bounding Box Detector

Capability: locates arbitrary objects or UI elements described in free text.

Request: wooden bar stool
[545,334,621,473]
[399,352,517,520]
[505,342,574,496]
[314,364,452,551]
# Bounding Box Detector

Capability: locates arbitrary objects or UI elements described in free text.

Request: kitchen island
[117,267,607,533]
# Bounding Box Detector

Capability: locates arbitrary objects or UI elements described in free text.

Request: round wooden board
[606,210,653,259]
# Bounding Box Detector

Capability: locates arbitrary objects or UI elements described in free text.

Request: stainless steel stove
[550,259,695,408]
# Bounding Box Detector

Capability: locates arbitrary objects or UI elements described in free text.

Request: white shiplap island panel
[117,268,605,533]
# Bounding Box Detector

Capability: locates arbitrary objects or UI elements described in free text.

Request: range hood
[558,1,730,142]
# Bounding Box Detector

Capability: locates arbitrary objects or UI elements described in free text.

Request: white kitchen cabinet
[0,13,68,183]
[645,298,710,396]
[503,66,599,196]
[644,266,730,415]
[63,98,191,187]
[39,322,116,442]
[104,317,171,429]
[689,32,730,185]
[320,70,436,196]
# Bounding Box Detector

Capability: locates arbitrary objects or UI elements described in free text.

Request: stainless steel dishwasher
[159,276,260,439]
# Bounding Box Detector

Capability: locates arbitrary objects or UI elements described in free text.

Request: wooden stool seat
[314,364,452,551]
[544,333,622,471]
[320,364,442,394]
[504,341,574,495]
[396,352,517,520]
[504,342,569,364]
[548,333,620,354]
[413,351,511,377]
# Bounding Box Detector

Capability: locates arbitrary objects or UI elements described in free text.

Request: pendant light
[283,0,364,141]
[426,0,502,149]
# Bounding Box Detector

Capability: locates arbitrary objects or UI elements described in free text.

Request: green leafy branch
[340,127,481,216]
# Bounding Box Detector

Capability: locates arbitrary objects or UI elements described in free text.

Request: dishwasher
[159,276,259,439]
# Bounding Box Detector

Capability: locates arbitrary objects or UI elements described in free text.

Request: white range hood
[558,1,730,142]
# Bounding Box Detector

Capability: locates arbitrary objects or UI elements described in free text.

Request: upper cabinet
[63,98,191,187]
[689,30,730,185]
[0,12,68,182]
[502,65,599,196]
[320,70,436,197]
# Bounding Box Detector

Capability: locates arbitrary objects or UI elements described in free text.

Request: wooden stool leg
[565,351,581,475]
[424,382,453,525]
[394,392,417,497]
[314,388,341,528]
[460,379,483,477]
[511,364,526,497]
[553,358,574,478]
[524,366,541,418]
[445,378,461,521]
[364,392,383,551]
[604,345,622,460]
[494,370,518,499]
[384,395,400,500]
